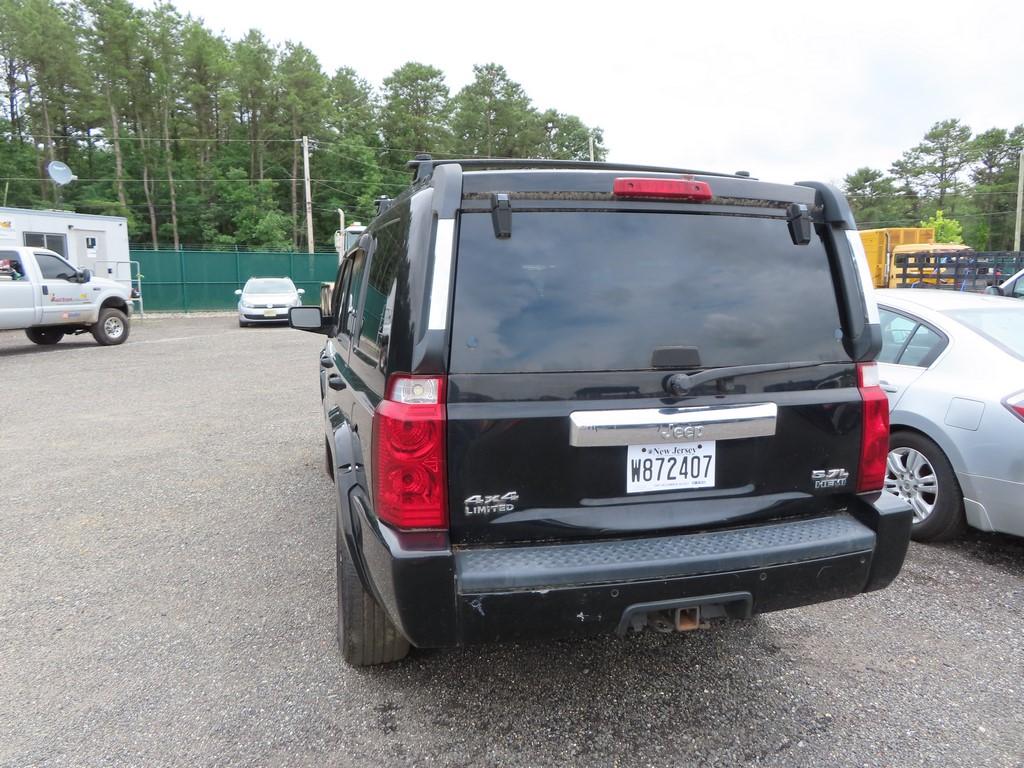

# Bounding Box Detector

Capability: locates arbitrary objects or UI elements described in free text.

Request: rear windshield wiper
[665,361,826,396]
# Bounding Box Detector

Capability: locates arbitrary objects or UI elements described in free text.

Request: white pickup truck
[0,246,132,346]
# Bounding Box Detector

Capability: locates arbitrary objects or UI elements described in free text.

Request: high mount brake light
[1004,391,1024,423]
[613,177,713,201]
[857,362,889,493]
[372,375,448,530]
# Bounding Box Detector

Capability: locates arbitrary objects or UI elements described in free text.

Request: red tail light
[613,177,712,200]
[1004,391,1024,422]
[372,375,447,530]
[857,362,889,493]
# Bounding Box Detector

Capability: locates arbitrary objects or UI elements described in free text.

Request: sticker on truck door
[626,442,716,493]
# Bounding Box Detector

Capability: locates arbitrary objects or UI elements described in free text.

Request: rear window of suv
[449,211,847,373]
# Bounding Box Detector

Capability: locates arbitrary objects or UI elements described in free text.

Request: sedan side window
[878,309,915,364]
[1012,279,1024,299]
[899,324,946,367]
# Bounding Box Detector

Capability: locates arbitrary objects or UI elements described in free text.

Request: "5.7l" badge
[811,468,849,489]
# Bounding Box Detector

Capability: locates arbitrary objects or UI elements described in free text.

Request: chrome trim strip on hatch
[428,218,455,330]
[569,403,778,447]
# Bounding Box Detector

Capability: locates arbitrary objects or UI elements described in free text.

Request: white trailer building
[0,207,132,287]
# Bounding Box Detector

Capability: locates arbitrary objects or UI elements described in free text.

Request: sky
[139,0,1024,185]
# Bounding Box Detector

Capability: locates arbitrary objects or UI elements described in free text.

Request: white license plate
[263,309,277,317]
[626,441,716,493]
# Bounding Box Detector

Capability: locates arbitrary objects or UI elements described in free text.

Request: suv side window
[359,224,402,371]
[34,252,76,281]
[330,261,351,330]
[333,252,366,335]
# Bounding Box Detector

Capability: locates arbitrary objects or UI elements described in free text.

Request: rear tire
[25,327,64,345]
[92,308,129,346]
[336,505,409,666]
[885,431,965,542]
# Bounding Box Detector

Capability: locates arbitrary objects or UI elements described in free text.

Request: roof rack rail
[406,155,745,183]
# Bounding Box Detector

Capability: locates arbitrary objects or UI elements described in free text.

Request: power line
[17,134,308,144]
[0,175,409,188]
[16,131,443,154]
[8,132,584,161]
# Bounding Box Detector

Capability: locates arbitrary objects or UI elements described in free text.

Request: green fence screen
[130,249,340,312]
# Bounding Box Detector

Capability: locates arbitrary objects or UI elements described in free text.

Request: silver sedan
[236,277,305,327]
[876,289,1024,541]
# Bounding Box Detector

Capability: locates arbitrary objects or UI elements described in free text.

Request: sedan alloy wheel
[885,446,939,524]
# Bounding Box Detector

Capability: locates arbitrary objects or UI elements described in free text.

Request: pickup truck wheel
[885,431,965,542]
[25,327,64,345]
[336,507,410,666]
[92,308,129,346]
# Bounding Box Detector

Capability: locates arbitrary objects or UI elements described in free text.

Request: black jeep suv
[289,157,913,666]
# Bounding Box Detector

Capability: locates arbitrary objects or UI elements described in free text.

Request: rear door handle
[327,373,347,391]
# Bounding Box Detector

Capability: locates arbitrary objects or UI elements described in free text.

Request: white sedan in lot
[236,277,304,327]
[876,289,1024,541]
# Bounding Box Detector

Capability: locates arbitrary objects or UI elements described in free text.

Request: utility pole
[588,133,595,162]
[302,136,314,254]
[1015,149,1024,252]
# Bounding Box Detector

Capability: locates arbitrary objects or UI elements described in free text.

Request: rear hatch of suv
[445,178,870,545]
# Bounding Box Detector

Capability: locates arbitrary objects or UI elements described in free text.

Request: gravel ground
[1,316,1022,768]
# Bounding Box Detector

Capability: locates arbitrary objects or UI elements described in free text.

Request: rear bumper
[958,472,1024,537]
[356,492,912,648]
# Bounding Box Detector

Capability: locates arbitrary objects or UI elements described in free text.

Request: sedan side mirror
[297,288,305,296]
[289,306,330,334]
[234,289,243,296]
[984,285,1005,296]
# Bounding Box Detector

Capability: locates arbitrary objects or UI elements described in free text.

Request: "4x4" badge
[464,491,519,517]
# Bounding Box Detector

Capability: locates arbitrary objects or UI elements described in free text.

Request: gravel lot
[1,316,1022,768]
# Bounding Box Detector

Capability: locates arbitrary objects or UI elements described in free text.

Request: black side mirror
[79,268,92,283]
[289,306,331,335]
[984,285,1005,296]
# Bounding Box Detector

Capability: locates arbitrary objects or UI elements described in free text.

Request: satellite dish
[47,161,77,186]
